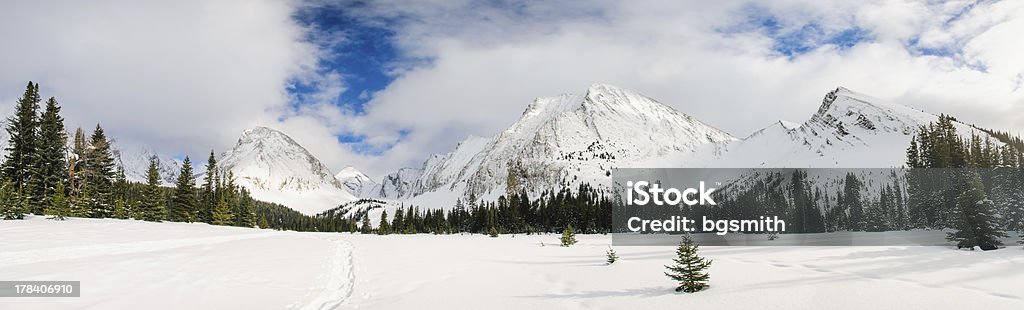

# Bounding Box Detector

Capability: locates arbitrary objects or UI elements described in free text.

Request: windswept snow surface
[340,233,1024,310]
[0,216,353,310]
[3,217,1022,309]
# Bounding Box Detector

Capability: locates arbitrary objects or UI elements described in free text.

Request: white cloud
[3,0,1022,181]
[334,0,1024,177]
[0,0,321,164]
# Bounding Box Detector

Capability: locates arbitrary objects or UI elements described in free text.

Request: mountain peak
[220,126,355,215]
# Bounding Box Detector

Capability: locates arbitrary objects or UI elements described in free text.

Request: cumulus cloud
[330,0,1024,177]
[0,0,319,163]
[3,0,1022,180]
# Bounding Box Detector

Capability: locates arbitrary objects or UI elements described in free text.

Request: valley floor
[2,217,1023,309]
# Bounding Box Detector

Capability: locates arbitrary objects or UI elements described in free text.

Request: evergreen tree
[84,125,116,217]
[790,170,824,233]
[170,157,197,222]
[606,247,618,265]
[560,224,577,246]
[139,157,165,221]
[2,82,41,210]
[234,188,256,227]
[360,215,372,234]
[200,150,218,223]
[862,199,888,232]
[664,234,712,293]
[842,173,864,230]
[29,97,67,212]
[45,183,70,220]
[112,198,128,220]
[258,214,269,229]
[947,171,1007,250]
[0,181,24,219]
[111,165,129,219]
[211,195,233,226]
[377,210,391,235]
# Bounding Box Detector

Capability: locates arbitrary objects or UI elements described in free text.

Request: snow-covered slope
[113,147,181,186]
[219,126,356,215]
[371,83,736,202]
[658,87,994,168]
[335,166,376,197]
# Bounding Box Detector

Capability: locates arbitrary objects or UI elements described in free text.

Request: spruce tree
[842,173,864,230]
[606,247,618,265]
[139,157,165,221]
[257,214,269,229]
[360,215,372,234]
[560,224,577,246]
[664,234,712,293]
[2,82,41,212]
[111,165,129,219]
[200,150,218,223]
[29,97,68,212]
[377,210,391,235]
[84,125,116,217]
[170,157,197,222]
[947,171,1007,250]
[45,183,70,220]
[0,181,24,220]
[235,188,256,227]
[211,196,233,226]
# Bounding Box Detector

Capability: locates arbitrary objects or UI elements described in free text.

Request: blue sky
[289,0,1005,164]
[3,0,1020,178]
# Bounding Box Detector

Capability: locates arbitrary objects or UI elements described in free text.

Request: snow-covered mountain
[113,147,181,186]
[219,126,356,215]
[334,166,376,197]
[370,83,737,201]
[371,85,1003,207]
[656,87,992,168]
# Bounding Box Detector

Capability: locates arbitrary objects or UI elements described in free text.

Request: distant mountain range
[0,84,998,215]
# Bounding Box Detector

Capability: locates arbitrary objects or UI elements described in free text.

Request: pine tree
[606,247,618,265]
[29,97,68,213]
[200,150,218,223]
[111,165,129,218]
[360,215,372,234]
[560,224,577,246]
[211,196,233,226]
[257,214,269,229]
[45,183,70,220]
[84,125,116,217]
[139,157,165,221]
[842,173,864,230]
[170,156,197,222]
[2,82,41,213]
[947,171,1007,250]
[377,210,391,235]
[235,187,256,227]
[112,198,128,220]
[664,234,712,293]
[0,181,24,220]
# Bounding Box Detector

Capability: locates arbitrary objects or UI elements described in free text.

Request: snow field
[0,216,353,310]
[3,217,1023,310]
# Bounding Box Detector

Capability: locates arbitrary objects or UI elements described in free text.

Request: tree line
[315,183,615,235]
[0,81,267,229]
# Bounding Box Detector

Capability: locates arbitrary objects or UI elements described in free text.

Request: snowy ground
[0,216,352,310]
[3,217,1023,309]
